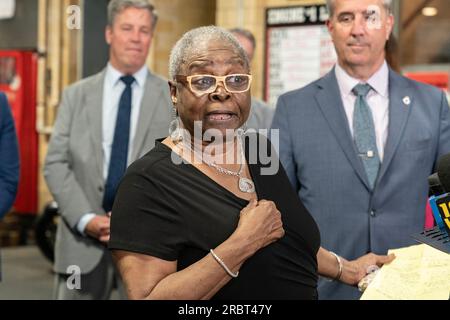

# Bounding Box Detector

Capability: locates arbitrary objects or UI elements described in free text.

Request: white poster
[265,5,336,107]
[0,0,16,20]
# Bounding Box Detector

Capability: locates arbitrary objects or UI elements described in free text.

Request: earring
[169,108,183,143]
[172,97,178,104]
[239,122,248,135]
[171,107,178,119]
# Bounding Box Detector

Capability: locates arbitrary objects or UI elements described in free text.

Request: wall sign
[0,0,16,20]
[265,5,337,107]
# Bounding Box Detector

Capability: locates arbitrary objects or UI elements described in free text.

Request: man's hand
[340,253,395,285]
[85,213,111,244]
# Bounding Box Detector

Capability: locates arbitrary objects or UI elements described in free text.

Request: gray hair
[107,0,158,30]
[326,0,392,17]
[169,26,250,80]
[229,28,256,50]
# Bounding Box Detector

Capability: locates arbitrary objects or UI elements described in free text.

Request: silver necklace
[182,136,255,194]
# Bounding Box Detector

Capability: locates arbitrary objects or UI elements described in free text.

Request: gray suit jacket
[272,68,450,299]
[44,69,172,274]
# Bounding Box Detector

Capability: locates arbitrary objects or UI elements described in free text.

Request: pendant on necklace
[239,177,255,193]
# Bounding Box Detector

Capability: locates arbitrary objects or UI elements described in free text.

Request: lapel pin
[403,96,411,106]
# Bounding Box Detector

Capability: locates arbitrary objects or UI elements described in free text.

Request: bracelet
[329,251,343,281]
[210,249,239,278]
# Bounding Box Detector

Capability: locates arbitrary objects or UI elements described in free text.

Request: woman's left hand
[340,253,396,286]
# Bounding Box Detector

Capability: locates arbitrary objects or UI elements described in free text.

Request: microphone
[427,171,447,231]
[428,173,445,197]
[433,154,450,234]
[428,193,449,233]
[413,153,450,253]
[428,171,450,230]
[437,153,450,193]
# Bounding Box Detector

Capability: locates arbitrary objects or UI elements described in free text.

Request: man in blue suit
[272,0,450,299]
[0,92,19,218]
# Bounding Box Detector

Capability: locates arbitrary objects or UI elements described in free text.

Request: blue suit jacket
[0,92,19,218]
[272,68,450,299]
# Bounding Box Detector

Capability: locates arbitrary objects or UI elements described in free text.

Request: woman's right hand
[234,199,285,254]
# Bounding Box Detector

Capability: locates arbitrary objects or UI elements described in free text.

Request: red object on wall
[404,71,449,92]
[0,51,38,215]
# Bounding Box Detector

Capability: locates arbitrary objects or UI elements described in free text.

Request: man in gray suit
[44,0,171,299]
[230,28,274,131]
[272,0,450,299]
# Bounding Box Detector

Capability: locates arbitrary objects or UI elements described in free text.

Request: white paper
[361,244,450,300]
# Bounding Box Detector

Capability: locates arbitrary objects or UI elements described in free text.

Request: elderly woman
[109,26,393,300]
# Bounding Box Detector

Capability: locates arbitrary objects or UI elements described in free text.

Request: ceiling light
[422,7,438,17]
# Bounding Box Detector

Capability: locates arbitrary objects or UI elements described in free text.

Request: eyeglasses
[175,74,252,96]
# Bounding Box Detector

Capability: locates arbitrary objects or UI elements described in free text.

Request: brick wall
[148,0,217,78]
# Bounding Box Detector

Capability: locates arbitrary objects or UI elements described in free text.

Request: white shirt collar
[335,61,389,98]
[105,63,148,88]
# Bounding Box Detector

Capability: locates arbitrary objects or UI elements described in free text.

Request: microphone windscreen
[437,153,450,193]
[428,173,445,196]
